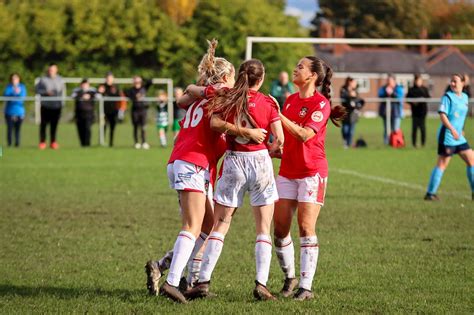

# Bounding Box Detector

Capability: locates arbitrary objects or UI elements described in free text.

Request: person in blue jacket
[378,75,404,145]
[3,73,27,147]
[425,73,474,201]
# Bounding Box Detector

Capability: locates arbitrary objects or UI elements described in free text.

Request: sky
[285,0,320,28]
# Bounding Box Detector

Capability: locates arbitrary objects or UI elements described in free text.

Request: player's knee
[274,224,290,239]
[298,222,315,237]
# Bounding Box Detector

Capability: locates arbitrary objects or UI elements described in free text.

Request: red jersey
[225,90,280,152]
[279,92,331,179]
[168,98,226,182]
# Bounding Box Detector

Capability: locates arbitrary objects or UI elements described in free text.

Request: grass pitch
[0,117,473,313]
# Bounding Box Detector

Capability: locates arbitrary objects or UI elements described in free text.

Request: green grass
[0,117,473,314]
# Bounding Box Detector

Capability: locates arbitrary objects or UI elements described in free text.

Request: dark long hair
[305,56,346,127]
[207,59,264,128]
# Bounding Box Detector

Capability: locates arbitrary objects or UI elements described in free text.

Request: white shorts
[167,160,210,194]
[215,150,278,208]
[276,174,327,205]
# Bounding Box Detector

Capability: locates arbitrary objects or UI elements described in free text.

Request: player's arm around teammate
[425,73,474,201]
[186,59,284,301]
[272,57,346,301]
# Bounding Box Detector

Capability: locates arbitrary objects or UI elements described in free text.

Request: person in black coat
[72,78,99,147]
[97,72,122,147]
[406,74,430,147]
[340,77,365,148]
[125,76,152,149]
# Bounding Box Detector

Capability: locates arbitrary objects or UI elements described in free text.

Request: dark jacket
[125,79,152,111]
[98,83,121,115]
[340,86,365,124]
[406,85,430,118]
[72,87,98,119]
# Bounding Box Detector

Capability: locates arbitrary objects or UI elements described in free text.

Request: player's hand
[247,128,267,144]
[451,129,460,140]
[268,95,281,113]
[269,145,283,159]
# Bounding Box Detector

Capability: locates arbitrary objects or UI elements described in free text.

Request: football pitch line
[333,168,467,199]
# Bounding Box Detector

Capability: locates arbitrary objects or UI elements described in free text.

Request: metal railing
[1,96,472,146]
[1,96,168,146]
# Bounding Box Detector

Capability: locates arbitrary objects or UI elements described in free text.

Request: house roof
[316,45,474,75]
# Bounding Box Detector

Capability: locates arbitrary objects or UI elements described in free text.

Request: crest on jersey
[311,111,323,122]
[299,107,308,117]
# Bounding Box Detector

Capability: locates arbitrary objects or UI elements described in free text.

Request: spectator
[378,74,404,145]
[406,74,430,148]
[97,72,122,147]
[71,79,99,147]
[125,76,152,149]
[3,73,27,147]
[35,63,64,150]
[156,90,169,147]
[270,71,296,109]
[172,87,186,139]
[340,77,365,148]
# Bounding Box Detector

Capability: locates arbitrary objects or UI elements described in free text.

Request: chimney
[334,25,349,55]
[419,27,428,55]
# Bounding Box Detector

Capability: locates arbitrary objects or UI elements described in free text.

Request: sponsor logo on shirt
[299,107,308,117]
[286,104,291,110]
[249,102,256,108]
[311,111,323,122]
[320,101,326,108]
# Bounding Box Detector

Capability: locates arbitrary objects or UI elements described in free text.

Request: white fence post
[98,98,105,146]
[386,99,391,145]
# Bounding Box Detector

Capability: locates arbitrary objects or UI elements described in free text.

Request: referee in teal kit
[425,73,474,201]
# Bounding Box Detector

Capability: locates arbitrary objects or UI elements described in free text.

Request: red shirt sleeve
[204,85,216,99]
[269,101,280,123]
[304,102,330,133]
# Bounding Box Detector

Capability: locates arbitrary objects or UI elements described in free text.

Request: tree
[313,0,431,38]
[186,0,313,91]
[312,0,474,41]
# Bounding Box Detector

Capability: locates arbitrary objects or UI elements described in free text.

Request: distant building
[315,21,474,115]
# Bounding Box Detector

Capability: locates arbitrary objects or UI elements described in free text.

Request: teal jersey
[437,91,469,146]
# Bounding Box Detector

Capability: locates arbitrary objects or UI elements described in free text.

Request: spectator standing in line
[97,72,122,147]
[340,77,365,148]
[3,73,27,147]
[172,87,186,140]
[156,90,169,147]
[35,63,65,150]
[406,74,430,148]
[125,76,152,149]
[378,74,404,145]
[71,79,99,147]
[270,71,296,110]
